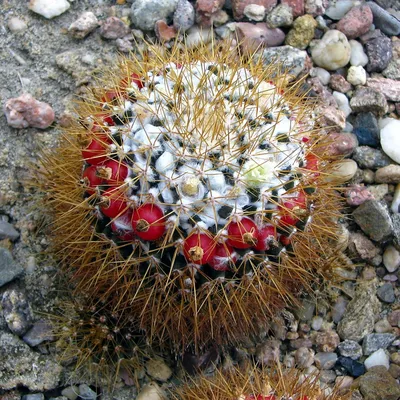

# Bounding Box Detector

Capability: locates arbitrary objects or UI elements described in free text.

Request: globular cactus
[41,40,343,355]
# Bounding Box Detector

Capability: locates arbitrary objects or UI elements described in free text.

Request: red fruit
[280,234,291,246]
[279,191,307,227]
[227,217,258,249]
[298,397,309,400]
[305,153,319,172]
[82,135,111,165]
[183,232,216,265]
[81,165,104,195]
[253,224,276,251]
[99,188,128,218]
[129,73,144,90]
[208,243,237,271]
[111,210,135,241]
[97,160,129,185]
[131,203,165,241]
[101,89,119,104]
[244,395,276,400]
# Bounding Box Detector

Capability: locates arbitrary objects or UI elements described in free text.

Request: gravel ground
[0,0,400,399]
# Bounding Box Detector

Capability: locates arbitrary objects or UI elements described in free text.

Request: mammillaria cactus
[41,40,344,355]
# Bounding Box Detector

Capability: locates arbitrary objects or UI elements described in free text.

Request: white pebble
[392,183,400,214]
[333,91,352,117]
[136,383,164,400]
[244,4,266,21]
[311,67,331,85]
[325,159,358,182]
[383,245,400,273]
[325,0,361,20]
[347,65,366,86]
[364,349,390,370]
[28,0,70,19]
[349,40,368,67]
[185,26,213,48]
[7,17,28,33]
[380,118,400,164]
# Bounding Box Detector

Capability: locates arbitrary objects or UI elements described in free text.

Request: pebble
[332,296,348,323]
[352,146,391,169]
[363,333,396,355]
[367,77,400,102]
[0,248,23,288]
[146,358,172,382]
[364,349,390,370]
[7,17,28,33]
[130,0,178,31]
[22,320,54,347]
[281,0,304,16]
[326,159,357,182]
[336,5,373,39]
[185,26,213,48]
[336,356,366,377]
[365,35,393,72]
[61,386,79,400]
[332,91,352,117]
[375,165,400,184]
[392,183,400,213]
[377,282,395,303]
[244,4,266,21]
[319,105,346,130]
[366,1,400,36]
[295,347,315,368]
[314,330,340,352]
[347,65,366,86]
[173,0,195,31]
[345,185,374,206]
[350,87,388,116]
[255,339,280,365]
[389,363,400,379]
[4,93,55,129]
[28,0,70,19]
[68,12,99,39]
[2,289,33,336]
[266,4,293,27]
[337,282,381,341]
[311,67,330,85]
[353,112,379,147]
[380,119,400,164]
[285,14,317,49]
[22,395,44,400]
[311,30,351,70]
[305,0,329,16]
[367,183,388,201]
[349,39,369,66]
[99,17,130,39]
[348,231,379,259]
[325,0,359,19]
[136,383,163,400]
[155,20,177,42]
[231,0,277,20]
[311,315,323,331]
[320,369,336,383]
[314,352,338,369]
[338,340,362,360]
[0,220,19,241]
[358,365,400,399]
[329,74,352,93]
[78,384,97,400]
[328,132,358,156]
[375,318,393,333]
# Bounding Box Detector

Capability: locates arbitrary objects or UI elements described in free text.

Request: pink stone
[281,0,304,17]
[99,17,130,40]
[318,105,346,131]
[155,20,177,42]
[366,77,400,102]
[336,5,373,39]
[4,93,55,129]
[345,185,374,206]
[195,0,225,26]
[329,74,352,93]
[305,0,329,16]
[327,132,358,156]
[235,22,285,55]
[231,0,277,20]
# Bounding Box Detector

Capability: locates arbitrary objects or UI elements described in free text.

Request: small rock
[311,67,330,85]
[136,383,163,400]
[196,0,225,26]
[281,0,304,16]
[366,1,400,36]
[332,296,348,323]
[347,65,366,86]
[311,30,351,70]
[311,315,323,331]
[353,112,379,147]
[349,87,388,116]
[352,146,391,169]
[363,333,396,355]
[116,37,134,53]
[336,356,366,377]
[185,26,213,48]
[348,231,379,259]
[325,0,358,20]
[21,394,44,400]
[266,4,293,27]
[244,4,266,21]
[256,339,280,365]
[314,352,337,369]
[349,39,369,67]
[337,281,381,341]
[285,14,316,49]
[338,340,362,360]
[375,318,393,333]
[329,74,352,93]
[4,93,55,129]
[389,363,400,379]
[381,119,400,164]
[383,245,400,273]
[359,365,400,399]
[305,0,329,16]
[364,349,390,370]
[0,248,23,288]
[327,159,357,182]
[345,185,374,206]
[333,91,352,117]
[22,320,54,347]
[336,5,373,39]
[146,359,172,382]
[320,369,336,384]
[231,0,277,20]
[0,220,19,241]
[68,12,99,39]
[377,282,395,303]
[375,165,400,184]
[78,384,97,400]
[295,347,315,368]
[319,105,346,130]
[7,17,28,33]
[28,0,70,19]
[367,77,400,102]
[392,183,400,213]
[335,375,354,391]
[61,386,79,400]
[173,0,195,31]
[327,132,358,156]
[155,20,177,42]
[365,35,393,73]
[130,0,179,31]
[2,289,33,336]
[99,17,130,40]
[314,330,340,352]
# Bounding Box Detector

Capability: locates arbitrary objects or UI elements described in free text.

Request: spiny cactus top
[44,42,342,353]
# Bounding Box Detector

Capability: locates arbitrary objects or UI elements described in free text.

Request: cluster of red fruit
[245,396,309,400]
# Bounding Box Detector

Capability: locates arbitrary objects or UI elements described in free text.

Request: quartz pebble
[2,289,33,336]
[326,159,357,182]
[347,65,366,86]
[332,91,352,117]
[311,67,330,85]
[61,386,79,400]
[231,0,277,20]
[28,0,70,19]
[185,26,213,48]
[295,347,315,368]
[306,0,329,16]
[7,17,28,33]
[244,4,266,21]
[314,352,337,369]
[364,349,390,370]
[0,220,20,241]
[349,39,369,67]
[78,384,97,400]
[266,4,293,27]
[328,132,358,156]
[380,119,400,164]
[68,12,99,39]
[311,30,351,70]
[136,383,163,400]
[392,183,400,213]
[325,0,360,20]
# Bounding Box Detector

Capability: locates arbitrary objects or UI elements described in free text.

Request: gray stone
[338,340,363,360]
[79,384,97,400]
[363,333,396,355]
[0,220,19,240]
[358,365,400,400]
[352,146,391,169]
[0,332,62,391]
[61,386,79,400]
[255,339,280,365]
[0,248,24,287]
[314,352,338,369]
[131,0,179,31]
[173,0,195,32]
[332,296,348,323]
[2,289,33,336]
[350,87,388,116]
[392,213,400,249]
[352,200,393,242]
[23,320,54,347]
[366,2,400,36]
[266,4,293,28]
[377,282,395,303]
[365,35,393,73]
[146,358,173,382]
[337,281,381,341]
[22,395,44,400]
[295,347,314,368]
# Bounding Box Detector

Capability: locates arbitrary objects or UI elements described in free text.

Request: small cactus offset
[41,40,344,354]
